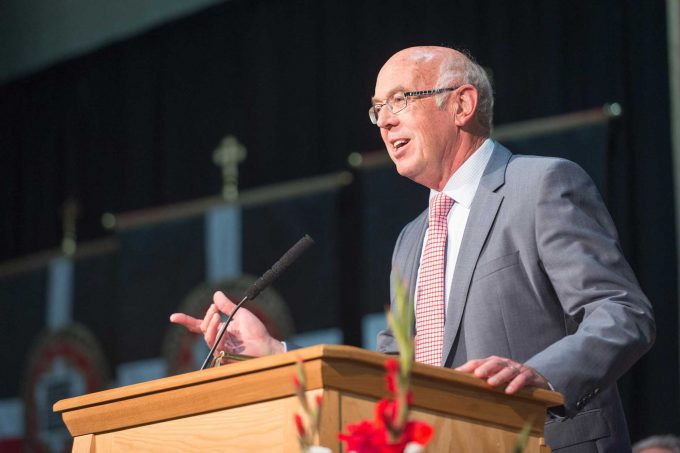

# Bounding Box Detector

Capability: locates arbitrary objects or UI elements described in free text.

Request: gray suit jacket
[377,143,655,452]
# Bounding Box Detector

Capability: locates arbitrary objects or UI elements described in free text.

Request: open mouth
[392,139,410,151]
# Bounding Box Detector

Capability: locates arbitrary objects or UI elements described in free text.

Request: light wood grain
[72,434,94,453]
[54,345,561,413]
[59,359,323,437]
[317,389,340,450]
[94,396,299,453]
[321,356,548,435]
[54,345,561,452]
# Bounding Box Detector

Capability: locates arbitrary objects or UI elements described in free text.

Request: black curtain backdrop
[0,0,676,441]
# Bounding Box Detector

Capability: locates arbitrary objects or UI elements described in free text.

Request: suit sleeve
[523,159,655,414]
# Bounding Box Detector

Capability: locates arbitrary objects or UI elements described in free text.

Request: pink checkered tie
[415,193,454,366]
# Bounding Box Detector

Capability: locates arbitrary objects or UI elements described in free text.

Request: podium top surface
[54,344,563,414]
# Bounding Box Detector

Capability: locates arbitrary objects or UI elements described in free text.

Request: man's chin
[394,164,419,182]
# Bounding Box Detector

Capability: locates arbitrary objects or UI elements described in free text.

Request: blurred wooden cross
[212,135,247,201]
[61,197,80,256]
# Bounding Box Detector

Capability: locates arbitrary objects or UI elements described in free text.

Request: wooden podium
[54,345,563,452]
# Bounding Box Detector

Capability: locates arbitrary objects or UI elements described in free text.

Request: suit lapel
[442,144,512,365]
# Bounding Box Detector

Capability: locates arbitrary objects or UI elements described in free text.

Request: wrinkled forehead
[373,52,440,100]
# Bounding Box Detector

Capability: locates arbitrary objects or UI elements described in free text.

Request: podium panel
[54,345,563,452]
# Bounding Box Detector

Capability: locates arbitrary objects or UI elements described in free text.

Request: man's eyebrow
[371,85,407,104]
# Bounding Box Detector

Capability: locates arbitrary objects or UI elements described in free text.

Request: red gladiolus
[403,420,434,445]
[339,419,432,453]
[385,358,400,373]
[315,394,323,408]
[338,420,384,452]
[292,374,301,390]
[375,399,397,429]
[338,351,434,452]
[386,372,398,394]
[385,358,399,394]
[294,413,305,437]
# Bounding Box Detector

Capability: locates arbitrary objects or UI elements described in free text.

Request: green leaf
[513,421,533,453]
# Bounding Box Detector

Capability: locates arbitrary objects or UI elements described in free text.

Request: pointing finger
[169,313,202,333]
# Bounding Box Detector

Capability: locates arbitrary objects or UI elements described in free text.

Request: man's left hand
[455,356,550,394]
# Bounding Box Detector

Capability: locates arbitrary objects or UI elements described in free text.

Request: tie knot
[430,193,454,218]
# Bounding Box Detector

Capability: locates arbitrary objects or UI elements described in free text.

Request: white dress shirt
[415,138,494,315]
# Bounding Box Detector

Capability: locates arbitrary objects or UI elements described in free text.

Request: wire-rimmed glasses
[369,85,462,124]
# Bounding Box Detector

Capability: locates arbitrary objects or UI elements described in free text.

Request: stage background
[0,0,676,450]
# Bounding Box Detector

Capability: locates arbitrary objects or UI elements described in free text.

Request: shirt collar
[429,138,495,209]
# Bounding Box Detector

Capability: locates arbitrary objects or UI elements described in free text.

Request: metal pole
[666,0,680,403]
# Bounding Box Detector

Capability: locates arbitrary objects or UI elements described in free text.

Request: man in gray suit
[371,46,655,452]
[171,46,655,452]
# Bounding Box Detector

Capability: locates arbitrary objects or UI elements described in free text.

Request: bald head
[381,46,465,73]
[377,47,455,93]
[379,46,494,134]
[372,46,493,189]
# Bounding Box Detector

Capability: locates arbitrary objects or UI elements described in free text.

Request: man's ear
[449,84,479,127]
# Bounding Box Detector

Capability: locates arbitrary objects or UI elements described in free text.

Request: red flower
[340,398,433,452]
[386,373,398,394]
[340,420,430,453]
[292,374,301,391]
[385,359,400,394]
[403,420,434,446]
[315,394,323,408]
[338,357,434,452]
[294,413,305,437]
[338,420,383,452]
[375,399,397,429]
[338,421,405,453]
[405,391,413,406]
[385,358,400,374]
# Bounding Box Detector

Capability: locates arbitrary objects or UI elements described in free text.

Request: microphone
[244,235,315,299]
[200,235,315,370]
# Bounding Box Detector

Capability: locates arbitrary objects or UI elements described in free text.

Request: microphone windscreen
[244,235,315,300]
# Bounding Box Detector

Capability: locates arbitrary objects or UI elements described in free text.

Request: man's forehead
[372,60,434,101]
[371,84,407,104]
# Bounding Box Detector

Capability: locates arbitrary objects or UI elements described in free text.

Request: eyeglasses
[368,85,462,124]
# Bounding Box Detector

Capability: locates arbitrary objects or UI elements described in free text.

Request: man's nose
[376,107,398,129]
